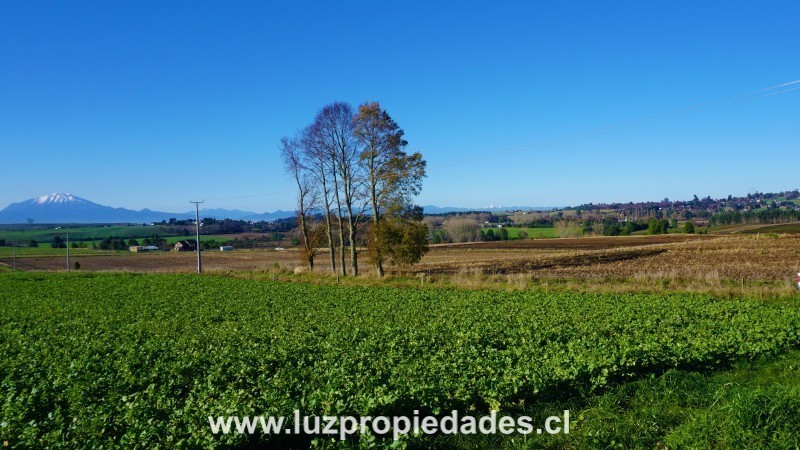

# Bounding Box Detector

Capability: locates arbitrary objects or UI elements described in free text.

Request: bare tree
[315,102,365,276]
[443,217,483,243]
[280,136,319,271]
[354,102,426,277]
[300,123,337,274]
[283,101,428,277]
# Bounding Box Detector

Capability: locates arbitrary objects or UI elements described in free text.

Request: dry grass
[4,234,800,299]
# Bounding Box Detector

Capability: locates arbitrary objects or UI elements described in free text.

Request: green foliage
[50,235,66,249]
[2,274,800,447]
[98,236,128,251]
[683,221,695,234]
[481,227,557,240]
[647,218,669,235]
[441,351,800,449]
[602,218,622,236]
[711,208,800,226]
[517,229,528,240]
[370,218,429,267]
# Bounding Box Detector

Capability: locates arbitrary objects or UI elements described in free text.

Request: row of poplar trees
[281,102,428,277]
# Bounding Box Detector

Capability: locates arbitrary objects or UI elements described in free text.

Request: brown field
[0,234,800,294]
[0,249,300,273]
[403,234,798,280]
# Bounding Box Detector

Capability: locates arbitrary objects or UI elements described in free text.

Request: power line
[430,79,800,169]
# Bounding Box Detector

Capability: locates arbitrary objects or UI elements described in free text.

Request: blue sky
[1,1,798,212]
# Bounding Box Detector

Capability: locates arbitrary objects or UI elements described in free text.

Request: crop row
[1,273,799,447]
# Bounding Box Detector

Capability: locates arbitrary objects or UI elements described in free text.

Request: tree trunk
[325,212,336,273]
[320,179,336,274]
[372,202,383,277]
[347,208,358,277]
[332,182,347,276]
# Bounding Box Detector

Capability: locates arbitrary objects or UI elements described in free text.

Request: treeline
[281,101,427,277]
[197,235,287,250]
[567,190,800,215]
[709,209,800,226]
[582,218,697,236]
[159,218,294,237]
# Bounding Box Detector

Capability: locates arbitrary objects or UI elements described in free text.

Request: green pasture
[740,223,800,234]
[482,226,557,239]
[3,273,800,447]
[0,224,172,243]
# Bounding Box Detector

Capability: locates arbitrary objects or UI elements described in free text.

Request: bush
[648,219,669,235]
[51,236,66,249]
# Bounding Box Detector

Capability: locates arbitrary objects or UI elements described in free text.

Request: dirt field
[4,234,800,286]
[406,234,800,281]
[1,250,299,273]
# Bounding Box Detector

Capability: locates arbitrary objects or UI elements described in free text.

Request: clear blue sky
[1,1,798,212]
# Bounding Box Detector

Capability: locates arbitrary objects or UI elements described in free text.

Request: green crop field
[0,246,111,258]
[481,227,557,239]
[740,223,800,234]
[0,224,173,243]
[162,234,241,245]
[2,273,800,448]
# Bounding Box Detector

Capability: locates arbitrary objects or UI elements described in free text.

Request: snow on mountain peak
[35,193,79,205]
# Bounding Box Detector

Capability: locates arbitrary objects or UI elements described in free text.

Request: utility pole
[66,233,70,272]
[12,243,16,271]
[190,201,204,274]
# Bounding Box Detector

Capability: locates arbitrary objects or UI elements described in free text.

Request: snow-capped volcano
[0,193,297,224]
[0,193,180,224]
[35,193,83,205]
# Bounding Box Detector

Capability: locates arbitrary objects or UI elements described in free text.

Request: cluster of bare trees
[281,102,428,277]
[442,217,483,243]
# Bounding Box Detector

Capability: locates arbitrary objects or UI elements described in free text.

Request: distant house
[219,245,234,252]
[174,240,196,252]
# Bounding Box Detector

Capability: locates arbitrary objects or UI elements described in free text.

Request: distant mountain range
[0,194,555,224]
[0,193,296,224]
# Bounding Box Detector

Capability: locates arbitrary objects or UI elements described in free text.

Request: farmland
[0,224,172,242]
[2,273,800,448]
[480,227,558,239]
[4,231,800,447]
[5,233,800,297]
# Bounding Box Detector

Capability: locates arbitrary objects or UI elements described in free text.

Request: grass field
[739,223,800,234]
[5,234,800,299]
[2,273,799,448]
[0,224,172,243]
[481,227,558,239]
[0,246,112,258]
[161,234,252,245]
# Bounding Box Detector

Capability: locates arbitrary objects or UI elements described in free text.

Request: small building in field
[219,245,234,252]
[130,245,159,252]
[174,240,196,252]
